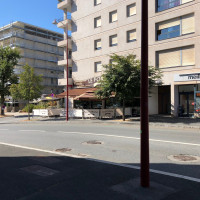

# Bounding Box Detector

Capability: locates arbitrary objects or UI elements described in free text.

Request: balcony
[58,59,72,66]
[57,0,71,10]
[58,78,73,86]
[57,38,72,49]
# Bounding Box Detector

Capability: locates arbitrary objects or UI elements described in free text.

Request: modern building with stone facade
[57,0,200,117]
[0,21,64,95]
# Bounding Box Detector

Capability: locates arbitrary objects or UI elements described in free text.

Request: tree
[0,46,20,115]
[95,54,162,121]
[10,64,43,120]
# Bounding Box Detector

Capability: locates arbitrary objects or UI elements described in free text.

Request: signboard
[83,109,100,118]
[174,74,200,82]
[85,76,101,85]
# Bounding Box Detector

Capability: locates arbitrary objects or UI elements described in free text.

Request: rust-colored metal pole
[140,0,149,187]
[66,24,69,121]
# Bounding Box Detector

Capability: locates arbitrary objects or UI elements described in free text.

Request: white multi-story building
[0,21,64,95]
[57,0,200,117]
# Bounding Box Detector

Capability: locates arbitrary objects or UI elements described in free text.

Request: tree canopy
[0,46,21,115]
[95,54,162,120]
[10,64,43,120]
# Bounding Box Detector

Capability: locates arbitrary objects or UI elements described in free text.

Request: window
[127,29,136,42]
[127,3,136,17]
[109,35,118,47]
[157,0,193,12]
[157,14,194,41]
[157,46,195,68]
[95,61,102,72]
[94,0,101,6]
[94,39,101,50]
[51,78,54,84]
[109,10,117,23]
[94,16,101,28]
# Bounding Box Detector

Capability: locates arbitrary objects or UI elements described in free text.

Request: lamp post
[53,18,69,121]
[140,0,150,187]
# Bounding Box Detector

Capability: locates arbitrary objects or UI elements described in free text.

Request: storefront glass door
[179,92,194,117]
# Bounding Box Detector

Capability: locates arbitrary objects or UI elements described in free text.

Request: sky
[0,0,64,34]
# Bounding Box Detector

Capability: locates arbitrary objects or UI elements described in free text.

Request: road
[0,120,200,181]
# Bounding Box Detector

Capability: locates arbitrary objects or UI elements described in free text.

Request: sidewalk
[3,112,200,129]
[0,143,199,200]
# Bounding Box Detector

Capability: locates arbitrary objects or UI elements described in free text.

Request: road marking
[57,131,200,147]
[18,130,46,133]
[0,141,199,183]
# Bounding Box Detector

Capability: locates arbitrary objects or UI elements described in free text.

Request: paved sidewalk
[0,143,200,200]
[2,112,200,129]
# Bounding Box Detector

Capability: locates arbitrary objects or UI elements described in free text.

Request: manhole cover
[21,165,59,177]
[55,148,72,153]
[167,154,200,162]
[83,140,102,145]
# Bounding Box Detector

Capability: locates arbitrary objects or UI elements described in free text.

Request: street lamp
[53,18,69,121]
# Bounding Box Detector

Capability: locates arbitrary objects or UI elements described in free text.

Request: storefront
[174,73,200,117]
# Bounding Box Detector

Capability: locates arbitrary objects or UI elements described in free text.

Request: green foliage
[0,46,20,114]
[96,54,162,101]
[22,104,35,113]
[10,64,43,101]
[10,64,43,120]
[22,102,48,112]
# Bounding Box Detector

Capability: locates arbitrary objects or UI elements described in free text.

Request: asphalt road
[0,120,200,181]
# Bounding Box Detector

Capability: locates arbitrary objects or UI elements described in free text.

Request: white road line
[58,131,200,147]
[0,141,200,183]
[18,130,46,133]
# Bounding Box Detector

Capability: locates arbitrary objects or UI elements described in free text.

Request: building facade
[57,0,200,117]
[0,21,64,94]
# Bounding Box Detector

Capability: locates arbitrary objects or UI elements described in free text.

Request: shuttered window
[95,62,102,72]
[94,39,101,50]
[157,46,195,68]
[109,10,117,23]
[182,0,193,4]
[182,14,194,35]
[182,46,195,66]
[94,0,101,6]
[109,35,118,46]
[158,49,181,68]
[158,18,180,30]
[127,4,136,17]
[127,29,136,42]
[94,17,101,28]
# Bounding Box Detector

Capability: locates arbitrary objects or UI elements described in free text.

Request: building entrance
[179,92,194,117]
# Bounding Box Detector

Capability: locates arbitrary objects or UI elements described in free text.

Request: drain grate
[55,148,72,153]
[84,140,102,145]
[21,165,59,177]
[167,154,200,162]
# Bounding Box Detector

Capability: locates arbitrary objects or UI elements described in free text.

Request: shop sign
[174,74,200,82]
[85,76,101,85]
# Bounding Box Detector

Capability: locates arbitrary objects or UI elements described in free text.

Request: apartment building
[57,0,200,117]
[0,21,64,94]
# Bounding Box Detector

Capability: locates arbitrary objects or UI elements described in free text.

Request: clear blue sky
[0,0,63,34]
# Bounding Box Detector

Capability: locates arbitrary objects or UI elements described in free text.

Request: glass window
[95,61,102,72]
[157,0,193,12]
[94,16,101,28]
[127,29,136,42]
[109,10,117,23]
[127,4,136,17]
[94,39,101,50]
[109,34,118,47]
[157,14,194,41]
[94,0,101,6]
